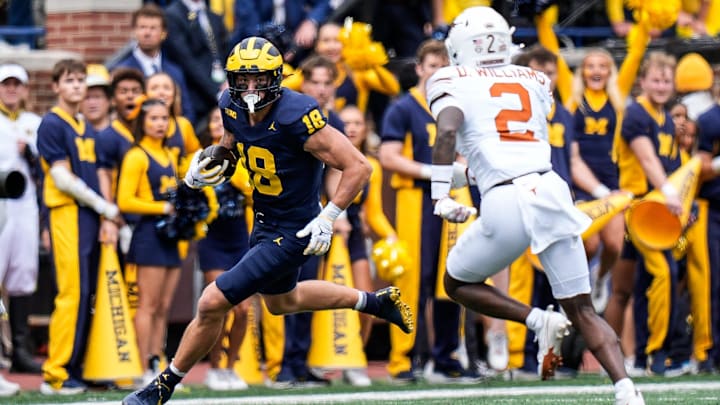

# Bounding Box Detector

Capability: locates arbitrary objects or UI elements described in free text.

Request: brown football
[200,145,238,179]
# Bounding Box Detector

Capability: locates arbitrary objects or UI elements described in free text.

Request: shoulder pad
[275,90,321,126]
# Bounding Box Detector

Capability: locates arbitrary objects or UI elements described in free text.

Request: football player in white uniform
[427,7,644,405]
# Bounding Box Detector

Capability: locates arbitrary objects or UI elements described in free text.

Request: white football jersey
[427,64,554,194]
[0,110,41,204]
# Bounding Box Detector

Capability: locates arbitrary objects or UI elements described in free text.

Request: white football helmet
[445,6,515,67]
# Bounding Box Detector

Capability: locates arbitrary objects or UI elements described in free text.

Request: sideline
[35,381,720,405]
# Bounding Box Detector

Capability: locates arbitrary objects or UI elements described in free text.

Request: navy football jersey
[381,87,435,189]
[38,106,100,208]
[219,88,326,222]
[619,98,679,196]
[697,104,720,201]
[549,103,574,187]
[573,97,617,171]
[96,120,134,170]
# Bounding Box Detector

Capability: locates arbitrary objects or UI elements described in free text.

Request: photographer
[0,63,43,380]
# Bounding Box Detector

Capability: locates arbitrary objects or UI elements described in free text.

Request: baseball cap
[0,64,29,84]
[86,64,110,88]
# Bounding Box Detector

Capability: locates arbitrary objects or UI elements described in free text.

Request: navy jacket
[163,1,228,122]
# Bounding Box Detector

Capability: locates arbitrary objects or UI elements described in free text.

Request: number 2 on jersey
[490,82,536,142]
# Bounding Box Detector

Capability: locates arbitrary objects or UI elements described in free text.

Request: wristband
[591,184,611,199]
[431,165,453,200]
[419,164,432,180]
[661,182,678,198]
[321,201,343,222]
[711,156,720,174]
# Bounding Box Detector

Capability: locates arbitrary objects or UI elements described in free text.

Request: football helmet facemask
[445,6,515,68]
[226,36,284,113]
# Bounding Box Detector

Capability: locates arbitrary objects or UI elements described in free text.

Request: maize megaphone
[526,191,634,270]
[576,191,634,240]
[626,156,701,250]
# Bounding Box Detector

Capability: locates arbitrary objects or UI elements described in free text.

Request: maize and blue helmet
[226,36,284,112]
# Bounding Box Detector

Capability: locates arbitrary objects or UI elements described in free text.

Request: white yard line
[37,381,720,405]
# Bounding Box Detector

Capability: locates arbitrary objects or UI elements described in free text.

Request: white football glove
[434,196,477,223]
[296,202,343,256]
[183,150,228,189]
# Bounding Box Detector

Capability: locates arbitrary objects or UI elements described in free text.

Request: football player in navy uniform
[122,36,413,405]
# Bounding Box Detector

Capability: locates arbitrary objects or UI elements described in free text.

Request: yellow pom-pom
[628,0,680,30]
[339,18,372,50]
[371,239,410,282]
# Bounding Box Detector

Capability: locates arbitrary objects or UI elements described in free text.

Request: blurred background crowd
[0,0,720,397]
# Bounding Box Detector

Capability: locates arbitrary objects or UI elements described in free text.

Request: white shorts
[447,171,592,299]
[0,199,39,295]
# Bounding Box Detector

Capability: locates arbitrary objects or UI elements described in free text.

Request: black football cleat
[374,287,413,334]
[122,372,176,405]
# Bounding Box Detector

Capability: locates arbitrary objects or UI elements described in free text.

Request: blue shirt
[696,104,720,201]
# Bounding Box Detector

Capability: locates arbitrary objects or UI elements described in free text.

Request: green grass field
[13,373,720,404]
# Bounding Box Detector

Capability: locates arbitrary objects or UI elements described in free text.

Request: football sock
[354,290,367,311]
[614,378,635,399]
[357,291,381,315]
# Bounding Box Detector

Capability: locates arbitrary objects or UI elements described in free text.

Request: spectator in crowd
[615,51,682,375]
[231,0,333,66]
[283,21,400,137]
[197,106,251,391]
[96,68,146,209]
[163,0,228,125]
[38,59,119,395]
[536,3,650,317]
[114,3,195,124]
[0,63,43,376]
[696,69,720,374]
[379,39,478,384]
[116,96,181,385]
[81,64,112,132]
[675,52,715,122]
[145,72,201,174]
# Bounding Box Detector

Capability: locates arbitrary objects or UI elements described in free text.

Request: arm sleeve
[364,157,396,239]
[606,0,626,23]
[535,6,574,104]
[617,23,649,98]
[117,149,169,215]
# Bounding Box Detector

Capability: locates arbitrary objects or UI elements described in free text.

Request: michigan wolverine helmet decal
[445,6,514,68]
[226,36,284,112]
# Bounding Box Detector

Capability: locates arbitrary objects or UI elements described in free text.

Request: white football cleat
[535,305,571,380]
[616,390,645,405]
[205,368,230,391]
[223,368,248,391]
[486,331,509,371]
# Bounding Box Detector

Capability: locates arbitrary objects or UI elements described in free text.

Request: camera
[0,170,26,199]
